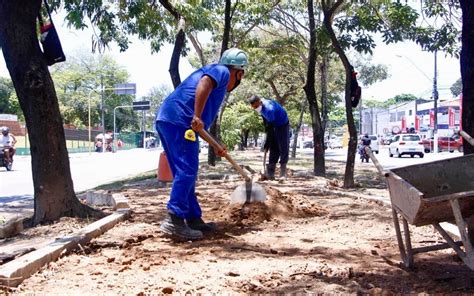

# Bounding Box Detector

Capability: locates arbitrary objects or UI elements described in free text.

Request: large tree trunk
[304,0,325,176]
[169,17,185,88]
[160,0,185,88]
[461,0,474,155]
[323,0,357,188]
[0,0,102,224]
[208,0,232,165]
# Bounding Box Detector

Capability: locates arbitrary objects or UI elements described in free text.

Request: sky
[0,10,461,102]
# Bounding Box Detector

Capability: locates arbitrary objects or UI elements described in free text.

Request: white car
[329,137,343,149]
[388,134,424,158]
[369,135,379,154]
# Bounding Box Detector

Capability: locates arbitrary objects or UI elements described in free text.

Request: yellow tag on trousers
[184,129,196,141]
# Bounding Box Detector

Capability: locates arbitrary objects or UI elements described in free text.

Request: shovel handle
[198,129,251,181]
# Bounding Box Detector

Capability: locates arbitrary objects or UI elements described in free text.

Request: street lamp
[87,89,99,155]
[432,50,439,153]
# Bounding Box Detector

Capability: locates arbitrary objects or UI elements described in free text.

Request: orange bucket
[157,151,173,182]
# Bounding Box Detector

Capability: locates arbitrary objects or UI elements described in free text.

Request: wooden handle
[460,130,474,147]
[198,129,251,181]
[364,146,386,176]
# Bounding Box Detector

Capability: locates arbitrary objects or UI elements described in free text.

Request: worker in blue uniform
[249,95,289,179]
[155,48,249,240]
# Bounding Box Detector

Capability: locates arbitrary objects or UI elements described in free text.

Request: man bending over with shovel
[249,95,289,179]
[155,48,249,240]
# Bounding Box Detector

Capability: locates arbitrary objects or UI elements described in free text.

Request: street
[0,148,161,202]
[1,145,463,201]
[304,146,462,170]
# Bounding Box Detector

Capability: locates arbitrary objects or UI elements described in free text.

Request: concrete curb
[0,193,130,287]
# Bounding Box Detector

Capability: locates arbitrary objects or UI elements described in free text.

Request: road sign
[133,101,151,111]
[114,83,136,95]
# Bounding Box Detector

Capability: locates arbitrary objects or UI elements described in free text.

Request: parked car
[369,135,379,154]
[389,134,424,158]
[303,140,313,149]
[422,136,463,153]
[328,137,343,149]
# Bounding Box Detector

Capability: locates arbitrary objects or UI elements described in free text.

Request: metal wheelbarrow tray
[385,154,474,269]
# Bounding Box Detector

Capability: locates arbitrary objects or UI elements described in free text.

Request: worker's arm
[191,75,216,132]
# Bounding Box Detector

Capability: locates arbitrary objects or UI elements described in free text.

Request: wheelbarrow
[364,138,474,269]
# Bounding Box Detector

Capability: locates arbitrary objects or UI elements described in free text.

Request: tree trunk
[243,129,249,149]
[323,0,356,188]
[169,17,185,88]
[461,0,474,155]
[0,0,102,224]
[292,98,306,158]
[304,0,325,176]
[208,0,232,165]
[320,54,329,133]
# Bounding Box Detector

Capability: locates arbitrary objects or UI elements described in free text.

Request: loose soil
[2,150,474,295]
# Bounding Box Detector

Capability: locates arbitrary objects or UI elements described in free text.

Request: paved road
[0,148,161,202]
[303,146,462,170]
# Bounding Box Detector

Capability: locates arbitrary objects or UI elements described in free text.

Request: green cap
[219,48,248,69]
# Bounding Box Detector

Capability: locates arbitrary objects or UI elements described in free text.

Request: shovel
[260,147,268,180]
[198,129,267,204]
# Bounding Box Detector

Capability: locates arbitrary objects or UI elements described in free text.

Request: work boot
[187,217,217,233]
[266,163,276,180]
[279,163,288,178]
[160,213,203,240]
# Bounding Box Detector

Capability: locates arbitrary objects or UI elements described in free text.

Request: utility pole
[101,76,106,153]
[433,50,439,153]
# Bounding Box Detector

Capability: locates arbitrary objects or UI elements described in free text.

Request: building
[361,96,461,138]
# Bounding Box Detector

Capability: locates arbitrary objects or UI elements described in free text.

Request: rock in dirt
[162,287,174,294]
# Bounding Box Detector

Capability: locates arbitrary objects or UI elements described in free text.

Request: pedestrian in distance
[249,95,290,179]
[155,48,249,241]
[359,133,372,163]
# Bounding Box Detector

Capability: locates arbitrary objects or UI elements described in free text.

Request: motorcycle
[359,144,370,163]
[0,144,13,171]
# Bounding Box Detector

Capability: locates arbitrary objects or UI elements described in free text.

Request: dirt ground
[2,151,474,295]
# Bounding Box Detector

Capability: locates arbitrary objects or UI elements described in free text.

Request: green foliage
[0,77,22,117]
[143,85,172,116]
[377,93,418,108]
[334,1,460,57]
[328,105,346,128]
[352,54,389,86]
[221,101,263,151]
[51,52,137,131]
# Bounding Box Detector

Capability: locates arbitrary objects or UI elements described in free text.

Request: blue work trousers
[156,121,201,219]
[268,122,290,165]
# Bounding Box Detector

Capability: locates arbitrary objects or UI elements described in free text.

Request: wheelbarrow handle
[460,130,474,147]
[364,146,389,177]
[198,129,251,182]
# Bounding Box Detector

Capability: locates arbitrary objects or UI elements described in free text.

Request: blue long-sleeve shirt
[260,98,288,127]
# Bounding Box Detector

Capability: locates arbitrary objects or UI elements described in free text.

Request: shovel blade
[230,182,266,204]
